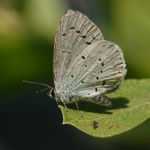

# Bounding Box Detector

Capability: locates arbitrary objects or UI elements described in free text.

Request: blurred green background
[1,0,150,150]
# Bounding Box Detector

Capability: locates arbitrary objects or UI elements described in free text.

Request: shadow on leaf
[65,97,129,114]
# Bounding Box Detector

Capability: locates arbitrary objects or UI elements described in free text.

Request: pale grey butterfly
[24,9,126,109]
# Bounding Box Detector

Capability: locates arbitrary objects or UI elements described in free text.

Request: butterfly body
[52,10,126,106]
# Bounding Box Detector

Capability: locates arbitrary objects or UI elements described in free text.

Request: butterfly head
[48,88,56,98]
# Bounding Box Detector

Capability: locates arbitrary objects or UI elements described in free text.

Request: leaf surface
[59,79,150,137]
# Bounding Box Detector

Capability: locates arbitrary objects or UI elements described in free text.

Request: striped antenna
[22,80,52,94]
[22,80,51,88]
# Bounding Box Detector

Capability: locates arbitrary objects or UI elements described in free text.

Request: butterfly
[23,9,126,109]
[51,9,126,108]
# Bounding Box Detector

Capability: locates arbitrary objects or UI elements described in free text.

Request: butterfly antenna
[22,80,52,94]
[36,87,50,94]
[22,80,51,88]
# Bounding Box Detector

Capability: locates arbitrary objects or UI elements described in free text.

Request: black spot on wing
[102,80,106,85]
[82,56,85,59]
[86,41,91,45]
[70,27,75,29]
[81,35,86,38]
[76,30,80,33]
[62,33,66,36]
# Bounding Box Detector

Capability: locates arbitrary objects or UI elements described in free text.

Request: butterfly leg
[75,102,79,111]
[55,99,59,104]
[63,102,68,109]
[93,95,112,107]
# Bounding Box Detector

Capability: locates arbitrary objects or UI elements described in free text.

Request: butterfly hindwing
[64,40,126,98]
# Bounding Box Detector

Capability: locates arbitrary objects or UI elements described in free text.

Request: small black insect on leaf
[91,120,99,129]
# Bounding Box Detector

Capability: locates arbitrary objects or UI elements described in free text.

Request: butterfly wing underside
[53,10,104,102]
[65,40,126,98]
[53,9,126,103]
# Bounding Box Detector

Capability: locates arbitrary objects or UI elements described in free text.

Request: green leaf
[59,79,150,137]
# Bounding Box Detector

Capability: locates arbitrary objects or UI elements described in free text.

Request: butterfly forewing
[53,10,104,101]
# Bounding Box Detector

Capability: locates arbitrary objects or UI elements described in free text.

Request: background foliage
[0,0,150,150]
